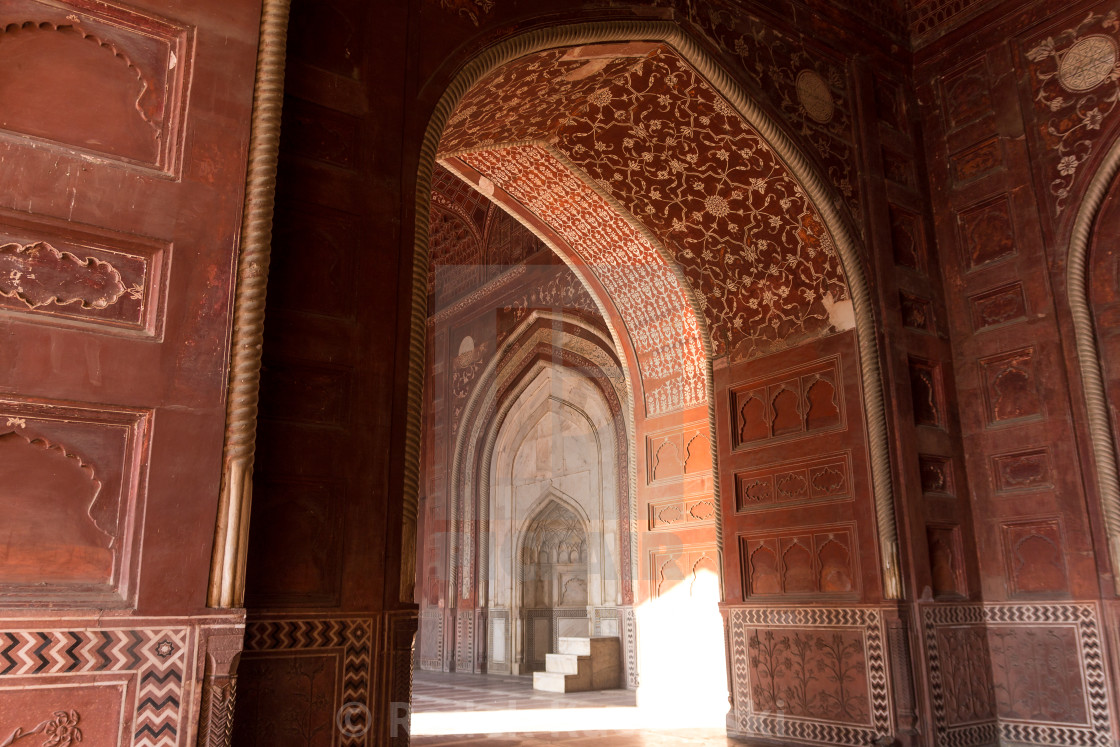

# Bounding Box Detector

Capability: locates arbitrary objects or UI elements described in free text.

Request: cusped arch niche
[406,21,901,599]
[1069,133,1120,590]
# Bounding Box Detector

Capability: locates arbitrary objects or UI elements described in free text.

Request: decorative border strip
[243,617,373,746]
[0,625,190,747]
[728,606,892,745]
[923,603,1113,747]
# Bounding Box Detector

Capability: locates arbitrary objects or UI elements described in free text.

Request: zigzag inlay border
[728,606,893,745]
[923,602,1113,747]
[0,625,189,747]
[244,617,373,747]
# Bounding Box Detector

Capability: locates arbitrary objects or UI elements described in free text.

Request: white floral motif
[1025,12,1120,214]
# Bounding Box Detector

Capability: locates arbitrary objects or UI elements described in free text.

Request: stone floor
[410,670,741,746]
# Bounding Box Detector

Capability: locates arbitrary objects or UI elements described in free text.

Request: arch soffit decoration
[448,313,633,602]
[408,20,900,601]
[1068,133,1120,592]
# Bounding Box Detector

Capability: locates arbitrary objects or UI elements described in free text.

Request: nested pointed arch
[407,21,902,600]
[448,311,635,605]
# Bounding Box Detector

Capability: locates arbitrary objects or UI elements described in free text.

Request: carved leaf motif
[0,710,82,747]
[0,242,125,310]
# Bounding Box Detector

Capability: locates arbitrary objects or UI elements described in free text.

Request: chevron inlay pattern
[923,603,1113,747]
[728,606,892,745]
[244,618,373,746]
[0,626,188,747]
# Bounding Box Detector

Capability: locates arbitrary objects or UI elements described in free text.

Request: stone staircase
[532,636,621,693]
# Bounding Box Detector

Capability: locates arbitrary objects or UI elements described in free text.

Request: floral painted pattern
[440,45,849,413]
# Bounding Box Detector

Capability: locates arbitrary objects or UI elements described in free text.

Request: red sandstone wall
[0,0,260,743]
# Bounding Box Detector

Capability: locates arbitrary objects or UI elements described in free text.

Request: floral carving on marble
[1023,10,1120,214]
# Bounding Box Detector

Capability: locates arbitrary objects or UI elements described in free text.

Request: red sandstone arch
[406,21,903,605]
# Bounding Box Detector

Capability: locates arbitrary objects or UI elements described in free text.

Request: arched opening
[407,20,900,743]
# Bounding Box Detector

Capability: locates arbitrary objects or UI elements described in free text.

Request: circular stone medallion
[1058,35,1118,93]
[796,69,835,124]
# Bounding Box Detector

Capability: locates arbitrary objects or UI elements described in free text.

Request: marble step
[545,652,584,674]
[533,662,593,693]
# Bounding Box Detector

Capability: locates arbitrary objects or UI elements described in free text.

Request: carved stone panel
[239,617,373,747]
[1001,519,1067,595]
[0,397,150,605]
[919,454,956,497]
[889,204,926,272]
[908,357,944,428]
[650,545,719,599]
[0,212,167,335]
[0,1,192,172]
[735,452,852,511]
[728,606,891,745]
[731,357,844,449]
[968,282,1028,332]
[739,525,859,598]
[950,136,1004,185]
[646,422,713,484]
[648,495,717,531]
[940,56,994,131]
[990,448,1053,493]
[927,524,967,598]
[956,195,1017,270]
[899,292,935,333]
[979,348,1042,426]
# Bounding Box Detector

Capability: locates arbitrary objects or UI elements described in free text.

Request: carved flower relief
[0,242,127,310]
[0,710,82,747]
[1024,12,1120,213]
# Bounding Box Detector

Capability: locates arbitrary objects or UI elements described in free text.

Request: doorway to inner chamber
[486,363,626,675]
